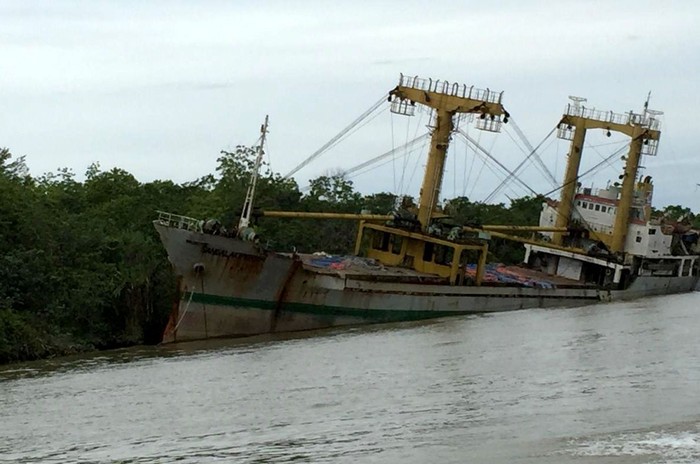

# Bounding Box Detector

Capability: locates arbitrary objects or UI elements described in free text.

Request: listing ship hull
[155,223,700,343]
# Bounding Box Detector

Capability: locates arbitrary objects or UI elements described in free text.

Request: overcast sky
[2,0,699,208]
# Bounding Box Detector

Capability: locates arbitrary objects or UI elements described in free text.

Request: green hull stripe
[190,293,276,310]
[185,292,475,322]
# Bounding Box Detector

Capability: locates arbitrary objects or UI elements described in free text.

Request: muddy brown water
[2,292,700,463]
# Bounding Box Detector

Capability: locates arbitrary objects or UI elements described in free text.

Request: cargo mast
[238,115,269,235]
[388,75,508,231]
[553,99,661,253]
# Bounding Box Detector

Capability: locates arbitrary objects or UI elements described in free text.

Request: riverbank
[0,308,150,364]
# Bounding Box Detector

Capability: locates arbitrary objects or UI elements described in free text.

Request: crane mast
[238,115,269,234]
[388,75,508,231]
[553,99,661,253]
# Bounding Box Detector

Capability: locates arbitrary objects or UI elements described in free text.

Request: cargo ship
[154,75,700,343]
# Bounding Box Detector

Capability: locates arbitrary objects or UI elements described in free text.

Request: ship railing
[398,74,503,104]
[156,211,203,232]
[564,104,661,130]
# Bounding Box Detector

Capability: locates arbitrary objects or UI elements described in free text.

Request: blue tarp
[465,264,554,288]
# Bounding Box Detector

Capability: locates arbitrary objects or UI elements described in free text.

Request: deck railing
[398,74,503,104]
[156,211,203,232]
[564,104,661,131]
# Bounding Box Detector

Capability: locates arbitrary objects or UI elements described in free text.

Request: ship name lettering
[202,244,236,257]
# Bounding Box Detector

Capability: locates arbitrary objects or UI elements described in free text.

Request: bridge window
[682,260,691,276]
[391,235,403,254]
[372,231,391,251]
[423,242,434,262]
[434,245,454,266]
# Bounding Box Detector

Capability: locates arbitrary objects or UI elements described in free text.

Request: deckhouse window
[588,203,594,210]
[595,204,600,211]
[434,245,454,266]
[582,202,588,208]
[372,231,391,251]
[423,242,434,262]
[391,235,403,254]
[648,228,656,235]
[601,206,607,213]
[682,260,692,276]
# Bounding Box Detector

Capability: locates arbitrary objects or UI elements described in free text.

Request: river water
[2,292,700,463]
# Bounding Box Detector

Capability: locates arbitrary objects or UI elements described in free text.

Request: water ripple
[1,293,700,463]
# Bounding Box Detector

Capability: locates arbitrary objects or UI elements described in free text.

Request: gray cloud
[1,0,699,209]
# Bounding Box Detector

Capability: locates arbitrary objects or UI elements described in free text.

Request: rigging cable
[341,133,430,179]
[465,134,528,200]
[555,135,560,182]
[467,139,526,200]
[583,139,628,172]
[398,109,432,199]
[501,127,557,191]
[405,135,430,197]
[390,112,396,193]
[346,141,429,182]
[542,143,628,246]
[452,117,460,198]
[398,109,427,197]
[463,121,478,197]
[284,94,387,179]
[466,124,485,198]
[461,123,469,197]
[483,126,557,204]
[402,107,411,192]
[501,124,559,189]
[457,129,539,197]
[541,142,631,198]
[298,133,430,192]
[509,118,559,187]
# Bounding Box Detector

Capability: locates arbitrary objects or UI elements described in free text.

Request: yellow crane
[553,97,661,253]
[388,75,508,231]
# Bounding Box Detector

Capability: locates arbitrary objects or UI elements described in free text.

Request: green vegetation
[1,145,698,364]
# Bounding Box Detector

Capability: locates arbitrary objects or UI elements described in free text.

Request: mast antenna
[568,96,587,113]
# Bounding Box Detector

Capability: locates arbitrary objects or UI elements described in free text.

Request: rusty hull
[154,222,700,343]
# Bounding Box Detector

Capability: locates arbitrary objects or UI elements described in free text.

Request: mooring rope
[172,287,196,333]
